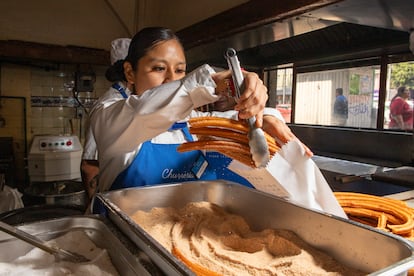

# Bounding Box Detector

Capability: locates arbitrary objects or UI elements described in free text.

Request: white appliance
[28,135,82,182]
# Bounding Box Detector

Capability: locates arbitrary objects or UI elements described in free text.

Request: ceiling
[0,0,246,66]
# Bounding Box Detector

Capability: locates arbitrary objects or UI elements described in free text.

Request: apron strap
[168,122,193,142]
[181,126,194,142]
[112,83,128,99]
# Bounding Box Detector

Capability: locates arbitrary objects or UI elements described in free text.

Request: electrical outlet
[77,108,83,118]
[75,71,96,92]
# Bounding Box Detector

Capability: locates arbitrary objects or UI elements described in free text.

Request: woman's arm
[80,160,99,200]
[90,65,219,153]
[262,115,313,157]
[393,114,406,129]
[91,64,270,154]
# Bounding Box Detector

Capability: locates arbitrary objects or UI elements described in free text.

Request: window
[265,56,414,132]
[295,66,379,128]
[266,67,292,123]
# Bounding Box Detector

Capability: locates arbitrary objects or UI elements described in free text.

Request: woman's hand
[262,115,313,157]
[212,70,268,126]
[235,71,268,126]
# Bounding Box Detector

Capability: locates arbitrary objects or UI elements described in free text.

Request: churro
[178,117,279,167]
[335,192,414,237]
[172,246,222,276]
[177,140,255,167]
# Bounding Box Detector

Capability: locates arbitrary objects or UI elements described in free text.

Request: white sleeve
[81,126,98,160]
[90,65,220,189]
[91,64,219,153]
[192,107,285,122]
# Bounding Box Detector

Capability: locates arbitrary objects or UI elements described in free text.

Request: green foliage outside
[349,74,360,95]
[390,62,414,88]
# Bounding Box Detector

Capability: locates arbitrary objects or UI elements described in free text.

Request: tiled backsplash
[30,64,111,142]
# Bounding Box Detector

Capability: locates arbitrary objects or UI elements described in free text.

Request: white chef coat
[82,82,131,160]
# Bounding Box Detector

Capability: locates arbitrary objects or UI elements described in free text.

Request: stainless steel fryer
[93,180,414,276]
[0,215,154,275]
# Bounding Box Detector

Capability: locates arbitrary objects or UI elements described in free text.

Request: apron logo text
[162,169,193,179]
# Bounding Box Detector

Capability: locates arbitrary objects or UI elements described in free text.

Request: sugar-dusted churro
[335,192,414,237]
[172,246,222,276]
[177,140,255,167]
[178,117,279,167]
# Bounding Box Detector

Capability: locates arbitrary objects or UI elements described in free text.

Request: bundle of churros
[334,192,414,240]
[177,117,280,168]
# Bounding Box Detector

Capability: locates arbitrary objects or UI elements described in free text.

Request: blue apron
[111,123,253,190]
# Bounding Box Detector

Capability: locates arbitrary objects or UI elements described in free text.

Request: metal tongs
[0,220,90,263]
[225,48,270,167]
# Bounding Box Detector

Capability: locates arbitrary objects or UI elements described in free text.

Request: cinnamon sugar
[131,201,364,276]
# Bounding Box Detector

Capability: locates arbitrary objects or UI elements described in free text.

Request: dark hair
[125,27,183,70]
[392,86,407,101]
[336,88,343,95]
[105,60,126,82]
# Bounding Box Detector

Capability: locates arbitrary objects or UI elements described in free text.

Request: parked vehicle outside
[276,104,291,123]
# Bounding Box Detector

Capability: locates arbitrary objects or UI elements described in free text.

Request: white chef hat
[110,38,131,65]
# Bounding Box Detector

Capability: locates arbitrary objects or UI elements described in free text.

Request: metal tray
[0,215,153,275]
[93,180,414,276]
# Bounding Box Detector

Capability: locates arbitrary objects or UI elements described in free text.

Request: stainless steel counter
[312,155,386,176]
[313,155,414,205]
[385,190,414,208]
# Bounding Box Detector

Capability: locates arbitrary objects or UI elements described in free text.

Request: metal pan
[0,216,155,275]
[93,180,414,276]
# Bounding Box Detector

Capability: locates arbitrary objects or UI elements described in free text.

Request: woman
[389,86,413,130]
[333,87,348,126]
[90,27,309,192]
[81,38,132,200]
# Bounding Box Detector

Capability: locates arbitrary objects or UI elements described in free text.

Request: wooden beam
[177,0,343,49]
[0,40,110,65]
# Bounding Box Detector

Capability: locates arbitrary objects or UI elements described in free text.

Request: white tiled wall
[30,64,111,142]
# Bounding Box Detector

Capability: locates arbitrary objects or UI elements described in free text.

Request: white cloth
[229,140,347,218]
[90,64,283,191]
[82,82,131,160]
[0,185,24,213]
